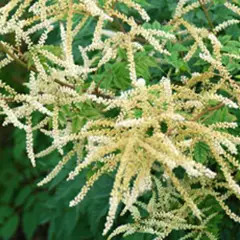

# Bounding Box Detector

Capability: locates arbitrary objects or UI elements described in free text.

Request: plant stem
[0,42,75,89]
[0,43,113,98]
[0,42,30,70]
[166,101,226,136]
[191,102,224,121]
[198,0,214,31]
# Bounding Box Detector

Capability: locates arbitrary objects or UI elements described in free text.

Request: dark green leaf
[15,186,32,207]
[0,214,19,239]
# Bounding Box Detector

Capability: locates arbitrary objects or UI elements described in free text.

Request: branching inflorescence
[0,0,240,239]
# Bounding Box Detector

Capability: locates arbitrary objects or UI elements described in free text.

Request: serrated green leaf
[194,142,210,164]
[72,116,84,133]
[135,52,158,81]
[203,107,237,124]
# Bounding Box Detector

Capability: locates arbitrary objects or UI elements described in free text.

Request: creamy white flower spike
[0,1,240,239]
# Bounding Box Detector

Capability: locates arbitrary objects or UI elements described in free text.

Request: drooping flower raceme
[1,0,240,239]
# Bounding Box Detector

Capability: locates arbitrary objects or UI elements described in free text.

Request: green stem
[0,42,75,89]
[198,0,214,31]
[0,42,30,70]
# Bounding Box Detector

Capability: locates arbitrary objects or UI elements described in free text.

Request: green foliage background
[0,0,240,239]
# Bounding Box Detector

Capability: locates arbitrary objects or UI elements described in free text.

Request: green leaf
[0,214,19,239]
[203,107,237,124]
[15,186,32,207]
[112,62,131,90]
[72,116,84,133]
[95,62,131,90]
[0,206,14,225]
[40,45,63,57]
[69,220,93,240]
[124,232,153,240]
[23,211,38,240]
[86,176,113,237]
[135,52,158,81]
[134,108,143,119]
[194,142,210,164]
[134,0,149,6]
[166,51,189,73]
[213,0,225,3]
[62,208,79,236]
[23,45,63,70]
[172,43,188,52]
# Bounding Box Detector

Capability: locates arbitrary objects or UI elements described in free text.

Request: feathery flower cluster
[0,0,240,239]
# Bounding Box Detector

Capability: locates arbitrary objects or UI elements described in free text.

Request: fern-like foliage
[109,177,221,240]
